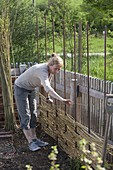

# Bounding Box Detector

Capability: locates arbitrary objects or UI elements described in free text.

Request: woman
[14,53,72,151]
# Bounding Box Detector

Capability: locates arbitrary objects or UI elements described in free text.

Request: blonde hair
[47,53,63,67]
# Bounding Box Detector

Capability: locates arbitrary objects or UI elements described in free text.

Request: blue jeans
[14,84,37,130]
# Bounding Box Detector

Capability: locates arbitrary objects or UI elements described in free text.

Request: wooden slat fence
[51,70,113,141]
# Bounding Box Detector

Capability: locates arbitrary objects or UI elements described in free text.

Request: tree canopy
[0,0,113,63]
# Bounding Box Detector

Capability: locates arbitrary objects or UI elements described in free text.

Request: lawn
[66,54,113,81]
[89,35,113,53]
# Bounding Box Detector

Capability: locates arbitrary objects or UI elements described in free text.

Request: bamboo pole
[0,3,16,130]
[62,19,66,114]
[78,21,82,73]
[86,22,90,135]
[103,26,107,135]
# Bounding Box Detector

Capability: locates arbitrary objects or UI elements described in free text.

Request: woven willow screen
[38,93,113,160]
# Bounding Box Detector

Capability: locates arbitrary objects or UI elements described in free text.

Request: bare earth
[0,124,72,170]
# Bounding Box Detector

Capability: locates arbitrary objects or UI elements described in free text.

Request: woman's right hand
[63,99,73,106]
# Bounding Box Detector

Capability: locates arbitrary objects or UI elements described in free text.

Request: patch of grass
[47,35,113,55]
[89,35,113,53]
[66,55,113,81]
[82,55,113,81]
[37,0,83,8]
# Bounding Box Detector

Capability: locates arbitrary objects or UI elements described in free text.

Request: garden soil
[0,123,73,170]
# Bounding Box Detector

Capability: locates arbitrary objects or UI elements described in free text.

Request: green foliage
[48,145,81,170]
[1,0,113,70]
[79,139,106,170]
[48,145,60,170]
[81,0,113,32]
[71,0,83,8]
[48,0,70,17]
[8,0,86,64]
[9,1,37,61]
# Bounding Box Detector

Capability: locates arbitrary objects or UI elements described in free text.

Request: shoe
[28,141,41,151]
[33,139,49,147]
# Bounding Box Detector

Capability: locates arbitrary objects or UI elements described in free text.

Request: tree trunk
[0,3,16,130]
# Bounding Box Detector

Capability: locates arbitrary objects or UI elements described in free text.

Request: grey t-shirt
[15,63,53,93]
[15,63,64,101]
